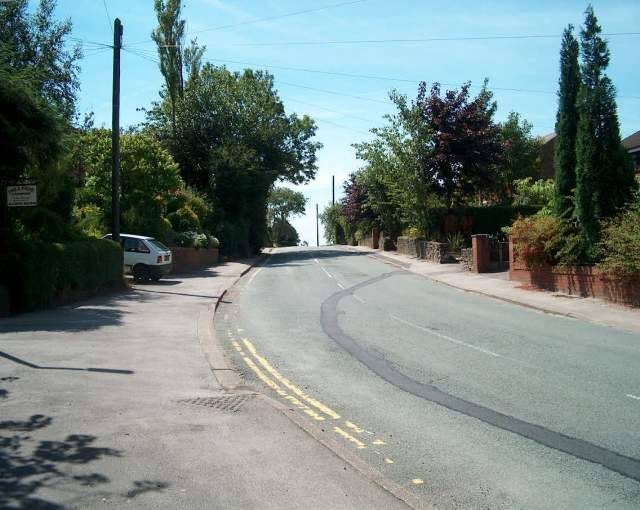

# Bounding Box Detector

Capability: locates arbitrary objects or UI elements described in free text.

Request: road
[215,246,640,509]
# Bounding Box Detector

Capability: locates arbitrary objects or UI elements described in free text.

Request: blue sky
[56,0,639,245]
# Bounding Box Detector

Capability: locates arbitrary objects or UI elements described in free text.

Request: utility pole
[111,18,123,242]
[332,175,335,205]
[316,203,319,247]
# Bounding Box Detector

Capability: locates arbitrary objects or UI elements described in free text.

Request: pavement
[0,260,408,509]
[350,245,640,334]
[217,246,640,509]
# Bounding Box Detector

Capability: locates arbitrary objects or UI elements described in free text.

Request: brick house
[539,130,640,178]
[622,130,640,175]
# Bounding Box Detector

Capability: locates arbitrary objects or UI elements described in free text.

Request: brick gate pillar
[472,234,491,273]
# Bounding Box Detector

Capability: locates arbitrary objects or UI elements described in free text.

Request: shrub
[172,231,211,249]
[512,178,555,211]
[168,206,201,232]
[598,204,640,275]
[507,215,588,268]
[0,239,123,312]
[402,226,423,238]
[73,204,105,238]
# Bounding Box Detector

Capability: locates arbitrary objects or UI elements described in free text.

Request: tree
[320,203,348,245]
[0,0,81,120]
[151,0,186,139]
[554,25,580,218]
[497,112,542,201]
[146,65,321,255]
[267,187,306,246]
[353,93,433,236]
[414,81,503,208]
[72,129,183,239]
[575,6,636,253]
[0,65,63,244]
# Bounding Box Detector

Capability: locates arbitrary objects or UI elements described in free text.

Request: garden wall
[0,239,123,314]
[396,237,449,263]
[508,240,640,306]
[171,247,219,274]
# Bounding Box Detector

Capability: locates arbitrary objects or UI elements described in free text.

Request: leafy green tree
[320,203,349,245]
[72,129,183,238]
[267,187,306,246]
[0,0,81,119]
[512,178,555,212]
[0,65,63,244]
[270,219,300,247]
[575,6,636,253]
[554,25,580,218]
[147,65,321,255]
[151,0,185,138]
[497,112,542,201]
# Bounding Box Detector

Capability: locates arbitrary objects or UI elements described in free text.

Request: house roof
[622,130,640,151]
[541,132,556,144]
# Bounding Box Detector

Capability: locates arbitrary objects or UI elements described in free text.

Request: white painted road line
[626,393,640,401]
[353,295,365,304]
[389,314,502,358]
[321,267,334,279]
[313,258,320,264]
[337,283,345,290]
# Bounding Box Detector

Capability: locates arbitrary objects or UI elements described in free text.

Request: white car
[104,233,172,281]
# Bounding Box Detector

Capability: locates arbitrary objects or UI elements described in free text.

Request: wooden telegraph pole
[112,18,123,242]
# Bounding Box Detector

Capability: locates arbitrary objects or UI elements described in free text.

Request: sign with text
[7,185,37,207]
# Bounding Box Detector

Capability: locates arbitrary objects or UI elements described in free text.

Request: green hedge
[0,239,123,313]
[425,206,542,237]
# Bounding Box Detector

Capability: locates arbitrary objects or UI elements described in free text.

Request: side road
[0,261,407,509]
[350,245,640,334]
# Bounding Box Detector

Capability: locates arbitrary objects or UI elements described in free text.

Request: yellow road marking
[241,357,324,421]
[246,267,263,287]
[334,426,367,449]
[384,458,395,464]
[345,420,373,435]
[372,439,387,445]
[412,478,424,485]
[232,340,243,353]
[242,338,341,420]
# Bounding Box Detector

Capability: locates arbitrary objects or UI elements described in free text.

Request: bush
[168,206,201,232]
[172,231,210,249]
[424,206,541,239]
[512,178,555,211]
[598,204,640,275]
[506,215,588,268]
[0,239,123,312]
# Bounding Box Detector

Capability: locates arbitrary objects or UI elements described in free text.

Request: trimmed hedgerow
[0,239,123,313]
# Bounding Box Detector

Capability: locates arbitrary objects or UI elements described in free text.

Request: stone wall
[397,236,424,258]
[508,240,640,306]
[424,241,449,263]
[171,247,219,274]
[460,248,473,271]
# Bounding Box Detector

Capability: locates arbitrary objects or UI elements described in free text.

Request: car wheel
[150,275,161,282]
[133,264,151,281]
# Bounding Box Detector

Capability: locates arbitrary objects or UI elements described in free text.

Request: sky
[53,0,639,245]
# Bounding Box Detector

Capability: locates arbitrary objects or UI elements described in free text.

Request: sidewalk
[0,261,407,509]
[351,246,640,334]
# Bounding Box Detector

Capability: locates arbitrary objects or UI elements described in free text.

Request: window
[146,239,169,251]
[123,238,137,252]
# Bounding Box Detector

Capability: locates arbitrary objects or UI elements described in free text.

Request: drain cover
[179,394,254,412]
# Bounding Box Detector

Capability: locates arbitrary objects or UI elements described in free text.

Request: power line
[101,0,112,34]
[205,57,559,96]
[285,97,376,124]
[238,31,640,47]
[126,0,368,47]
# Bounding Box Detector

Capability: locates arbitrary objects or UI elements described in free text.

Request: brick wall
[508,240,640,307]
[171,247,219,274]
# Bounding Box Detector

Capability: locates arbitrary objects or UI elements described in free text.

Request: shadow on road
[264,247,368,267]
[0,388,168,508]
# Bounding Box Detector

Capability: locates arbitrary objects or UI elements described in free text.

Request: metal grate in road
[178,394,254,412]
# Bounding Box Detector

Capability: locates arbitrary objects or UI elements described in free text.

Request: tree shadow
[0,402,168,508]
[264,248,368,267]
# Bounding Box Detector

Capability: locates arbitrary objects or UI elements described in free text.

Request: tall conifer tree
[575,5,635,252]
[554,25,580,218]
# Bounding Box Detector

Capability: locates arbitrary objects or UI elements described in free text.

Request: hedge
[0,239,123,313]
[425,206,542,237]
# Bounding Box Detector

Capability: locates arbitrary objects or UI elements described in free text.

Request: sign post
[6,184,37,208]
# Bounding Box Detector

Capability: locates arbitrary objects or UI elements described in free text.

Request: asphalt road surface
[215,246,640,509]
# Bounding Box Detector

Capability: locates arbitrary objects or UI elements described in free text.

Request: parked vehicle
[104,234,172,281]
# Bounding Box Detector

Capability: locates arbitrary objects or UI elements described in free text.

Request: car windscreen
[147,239,170,251]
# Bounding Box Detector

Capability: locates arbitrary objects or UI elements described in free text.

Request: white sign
[7,185,37,207]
